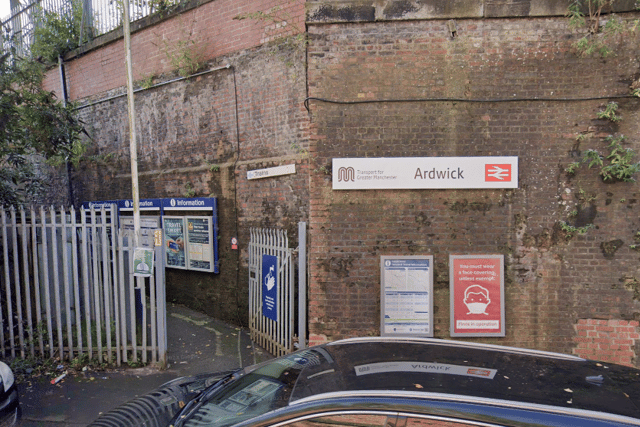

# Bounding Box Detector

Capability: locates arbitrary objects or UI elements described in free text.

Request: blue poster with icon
[262,254,278,322]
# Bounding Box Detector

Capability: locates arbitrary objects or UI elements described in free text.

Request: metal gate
[0,205,167,367]
[248,223,306,356]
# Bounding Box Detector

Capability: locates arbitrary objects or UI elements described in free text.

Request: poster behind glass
[163,217,186,269]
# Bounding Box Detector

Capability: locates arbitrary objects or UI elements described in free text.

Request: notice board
[186,217,214,272]
[380,256,434,337]
[450,255,505,337]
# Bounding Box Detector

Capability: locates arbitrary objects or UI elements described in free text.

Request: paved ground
[15,304,272,427]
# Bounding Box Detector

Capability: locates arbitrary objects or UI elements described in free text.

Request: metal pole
[123,0,140,247]
[298,222,307,349]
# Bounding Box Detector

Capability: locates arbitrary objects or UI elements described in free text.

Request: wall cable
[303,94,638,112]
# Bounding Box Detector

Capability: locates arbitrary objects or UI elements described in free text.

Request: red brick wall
[38,0,640,364]
[43,0,305,100]
[48,0,309,324]
[574,319,640,366]
[306,14,640,365]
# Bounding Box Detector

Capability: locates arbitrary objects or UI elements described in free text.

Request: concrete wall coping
[306,0,639,24]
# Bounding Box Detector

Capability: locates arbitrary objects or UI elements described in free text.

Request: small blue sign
[262,254,278,322]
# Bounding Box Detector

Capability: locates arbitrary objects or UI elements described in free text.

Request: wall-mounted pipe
[58,55,74,205]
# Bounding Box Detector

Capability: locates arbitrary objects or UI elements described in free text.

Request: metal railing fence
[0,204,167,366]
[1,0,176,57]
[248,224,307,357]
[248,227,294,357]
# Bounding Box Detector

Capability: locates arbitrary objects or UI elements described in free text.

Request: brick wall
[574,319,640,366]
[306,13,640,364]
[51,0,309,324]
[36,0,640,362]
[44,0,306,101]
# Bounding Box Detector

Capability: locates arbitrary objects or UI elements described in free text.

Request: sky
[1,2,11,22]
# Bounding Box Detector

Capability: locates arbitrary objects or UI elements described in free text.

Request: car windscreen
[181,349,330,427]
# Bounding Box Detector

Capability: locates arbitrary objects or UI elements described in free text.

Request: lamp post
[123,0,140,247]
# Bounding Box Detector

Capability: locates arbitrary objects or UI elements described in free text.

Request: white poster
[380,256,434,337]
[333,157,518,190]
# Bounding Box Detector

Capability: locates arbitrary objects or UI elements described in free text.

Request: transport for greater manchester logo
[337,166,355,182]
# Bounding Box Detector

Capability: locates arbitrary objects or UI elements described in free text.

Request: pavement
[15,304,272,427]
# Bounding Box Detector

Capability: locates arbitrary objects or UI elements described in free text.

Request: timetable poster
[380,256,434,337]
[186,217,214,272]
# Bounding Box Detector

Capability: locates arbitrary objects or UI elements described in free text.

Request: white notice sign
[333,157,518,190]
[248,164,296,180]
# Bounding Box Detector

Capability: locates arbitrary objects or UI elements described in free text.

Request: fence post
[298,222,307,350]
[155,231,167,368]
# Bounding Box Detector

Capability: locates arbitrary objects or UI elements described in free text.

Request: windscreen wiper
[172,369,243,427]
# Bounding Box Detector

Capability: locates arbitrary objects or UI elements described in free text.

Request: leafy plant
[575,136,640,182]
[30,0,92,64]
[183,182,196,198]
[163,39,204,77]
[565,161,581,175]
[0,48,87,206]
[147,0,181,14]
[583,149,604,169]
[596,101,621,122]
[600,135,640,181]
[559,221,595,238]
[631,231,640,251]
[137,74,155,89]
[567,0,627,57]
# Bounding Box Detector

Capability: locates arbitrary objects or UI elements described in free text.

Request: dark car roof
[286,338,640,421]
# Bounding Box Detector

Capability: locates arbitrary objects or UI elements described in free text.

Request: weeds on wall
[561,1,640,240]
[145,0,182,15]
[567,0,639,57]
[136,74,155,89]
[630,231,640,251]
[183,182,196,198]
[566,129,640,183]
[162,38,205,77]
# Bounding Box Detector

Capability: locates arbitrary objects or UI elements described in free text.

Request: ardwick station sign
[333,157,518,190]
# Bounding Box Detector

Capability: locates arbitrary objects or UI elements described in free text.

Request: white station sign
[247,164,296,180]
[333,157,518,190]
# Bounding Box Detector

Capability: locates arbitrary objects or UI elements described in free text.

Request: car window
[182,349,330,427]
[182,373,289,426]
[282,413,392,426]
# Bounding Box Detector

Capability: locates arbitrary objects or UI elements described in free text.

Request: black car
[0,361,19,427]
[89,337,640,427]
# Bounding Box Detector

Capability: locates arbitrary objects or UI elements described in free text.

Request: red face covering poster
[450,255,505,337]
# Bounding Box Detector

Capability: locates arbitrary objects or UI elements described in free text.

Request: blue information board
[82,197,219,273]
[262,254,278,322]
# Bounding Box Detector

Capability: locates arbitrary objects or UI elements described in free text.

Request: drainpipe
[58,55,74,205]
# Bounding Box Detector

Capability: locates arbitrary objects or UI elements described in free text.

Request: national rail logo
[485,164,512,182]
